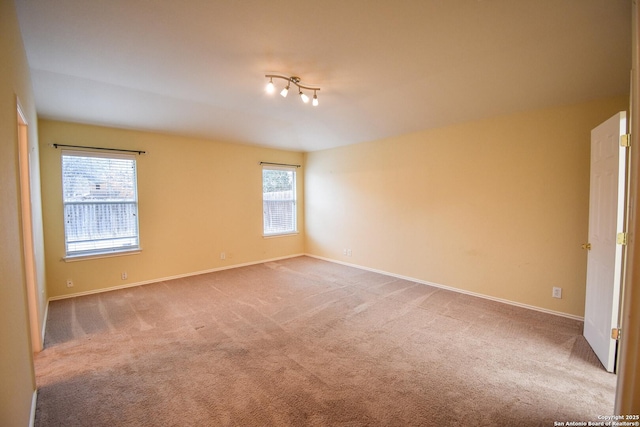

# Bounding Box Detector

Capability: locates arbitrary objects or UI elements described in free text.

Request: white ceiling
[15,0,631,152]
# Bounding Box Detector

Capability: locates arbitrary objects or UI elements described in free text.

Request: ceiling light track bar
[51,143,146,155]
[264,75,320,92]
[260,161,301,168]
[265,74,320,106]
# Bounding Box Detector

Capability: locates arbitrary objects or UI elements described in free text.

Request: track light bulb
[266,78,275,94]
[300,91,309,103]
[312,93,318,106]
[280,84,289,97]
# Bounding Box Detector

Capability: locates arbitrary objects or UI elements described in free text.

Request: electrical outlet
[121,272,128,280]
[220,252,226,260]
[552,287,562,299]
[347,249,352,257]
[66,279,73,288]
[343,249,348,255]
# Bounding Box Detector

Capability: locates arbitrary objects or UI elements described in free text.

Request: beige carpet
[34,256,615,426]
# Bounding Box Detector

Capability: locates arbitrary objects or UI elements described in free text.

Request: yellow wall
[305,96,628,318]
[0,0,47,424]
[39,120,304,298]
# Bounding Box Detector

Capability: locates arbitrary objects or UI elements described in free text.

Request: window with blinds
[262,166,297,236]
[62,151,139,257]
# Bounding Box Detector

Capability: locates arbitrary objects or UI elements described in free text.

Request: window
[62,151,139,257]
[262,166,297,236]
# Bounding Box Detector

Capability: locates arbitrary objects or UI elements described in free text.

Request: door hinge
[620,134,631,147]
[617,232,628,245]
[612,328,621,340]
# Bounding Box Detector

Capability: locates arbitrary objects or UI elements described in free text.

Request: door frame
[614,0,640,413]
[17,100,42,353]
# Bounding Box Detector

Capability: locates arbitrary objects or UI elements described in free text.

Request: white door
[583,111,627,373]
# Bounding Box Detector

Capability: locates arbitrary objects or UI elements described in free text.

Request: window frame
[262,165,298,237]
[61,149,141,259]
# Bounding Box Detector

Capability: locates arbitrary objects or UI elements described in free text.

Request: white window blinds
[262,166,297,236]
[62,151,139,257]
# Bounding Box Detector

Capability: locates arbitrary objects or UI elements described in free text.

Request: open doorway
[17,101,42,353]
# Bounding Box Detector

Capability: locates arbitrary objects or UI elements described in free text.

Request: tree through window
[62,151,140,257]
[262,166,297,236]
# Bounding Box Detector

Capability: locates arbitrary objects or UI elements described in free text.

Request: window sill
[63,249,141,262]
[263,232,299,239]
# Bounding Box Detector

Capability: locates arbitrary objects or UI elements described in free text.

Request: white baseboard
[304,253,584,322]
[48,253,305,301]
[46,252,583,321]
[29,389,37,427]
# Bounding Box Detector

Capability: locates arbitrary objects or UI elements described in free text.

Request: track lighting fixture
[280,83,289,98]
[266,77,275,94]
[265,74,320,106]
